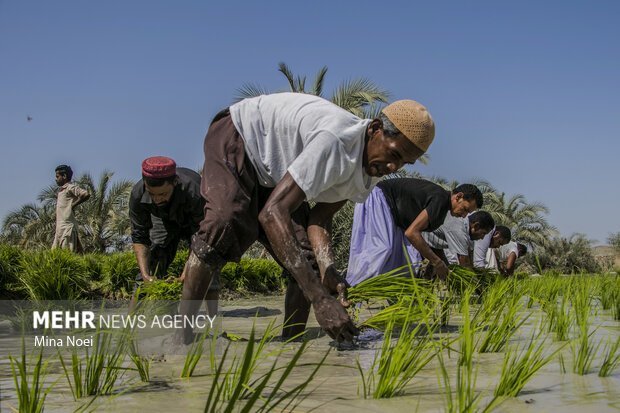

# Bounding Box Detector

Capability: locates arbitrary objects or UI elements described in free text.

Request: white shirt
[473,226,495,268]
[497,241,519,264]
[230,93,378,203]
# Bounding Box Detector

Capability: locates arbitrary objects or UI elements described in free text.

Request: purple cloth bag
[346,187,422,287]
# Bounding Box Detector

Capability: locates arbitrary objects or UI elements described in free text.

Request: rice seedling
[17,248,89,300]
[558,353,567,374]
[611,278,620,321]
[542,292,573,341]
[477,291,529,353]
[597,275,616,311]
[598,334,620,377]
[360,293,437,329]
[436,288,486,413]
[571,274,594,327]
[128,333,151,382]
[181,328,210,378]
[103,252,139,297]
[490,328,565,401]
[571,324,602,375]
[347,264,432,304]
[357,309,437,398]
[208,318,296,399]
[203,321,328,412]
[0,243,25,299]
[220,258,286,293]
[137,279,183,300]
[57,328,129,398]
[8,334,59,413]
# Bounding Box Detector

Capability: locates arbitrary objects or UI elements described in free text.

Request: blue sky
[1,0,619,245]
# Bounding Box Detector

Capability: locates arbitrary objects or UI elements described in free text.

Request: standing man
[346,179,483,286]
[52,165,90,252]
[179,92,435,343]
[128,157,218,311]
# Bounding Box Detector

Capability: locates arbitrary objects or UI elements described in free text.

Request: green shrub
[102,252,139,296]
[81,253,106,282]
[18,249,89,300]
[220,258,285,293]
[0,244,26,298]
[166,248,189,278]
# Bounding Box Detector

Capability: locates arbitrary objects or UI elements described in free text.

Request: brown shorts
[190,109,316,276]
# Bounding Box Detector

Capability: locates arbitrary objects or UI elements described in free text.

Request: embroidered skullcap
[382,100,435,152]
[141,156,176,178]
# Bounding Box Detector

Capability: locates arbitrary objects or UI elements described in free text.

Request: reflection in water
[0,294,619,412]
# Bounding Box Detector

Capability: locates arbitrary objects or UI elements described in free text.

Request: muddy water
[1,295,619,412]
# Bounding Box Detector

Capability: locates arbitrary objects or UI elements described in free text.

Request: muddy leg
[205,290,219,317]
[282,276,311,339]
[176,252,219,344]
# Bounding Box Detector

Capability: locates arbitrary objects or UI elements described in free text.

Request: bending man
[129,157,217,313]
[346,179,483,286]
[179,93,435,343]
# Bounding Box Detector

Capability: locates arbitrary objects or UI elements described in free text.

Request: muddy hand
[434,261,450,283]
[336,282,350,308]
[313,294,359,342]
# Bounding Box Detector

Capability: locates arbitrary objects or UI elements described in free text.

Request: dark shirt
[377,178,451,232]
[129,168,205,246]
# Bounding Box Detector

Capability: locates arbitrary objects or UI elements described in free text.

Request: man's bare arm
[133,243,153,282]
[457,254,472,268]
[505,252,517,276]
[258,173,357,341]
[404,209,449,280]
[307,200,349,305]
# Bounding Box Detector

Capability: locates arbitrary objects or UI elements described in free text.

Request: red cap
[142,156,176,178]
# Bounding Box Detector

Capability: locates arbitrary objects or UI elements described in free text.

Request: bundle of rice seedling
[137,279,182,301]
[18,249,89,300]
[347,265,432,304]
[360,294,438,329]
[447,265,499,295]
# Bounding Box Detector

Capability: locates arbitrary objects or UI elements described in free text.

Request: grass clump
[102,252,139,297]
[8,335,59,413]
[181,329,210,378]
[477,290,529,353]
[357,312,436,398]
[57,328,129,398]
[490,328,565,401]
[17,249,89,300]
[436,288,486,413]
[128,333,151,382]
[220,258,285,294]
[137,279,183,300]
[203,321,328,412]
[571,324,601,375]
[347,264,430,304]
[598,334,620,377]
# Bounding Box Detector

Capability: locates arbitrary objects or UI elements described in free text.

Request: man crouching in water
[177,93,436,344]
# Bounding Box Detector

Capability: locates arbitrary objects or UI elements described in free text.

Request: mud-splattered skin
[307,203,351,307]
[258,173,358,342]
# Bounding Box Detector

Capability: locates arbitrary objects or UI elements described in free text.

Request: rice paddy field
[1,268,620,412]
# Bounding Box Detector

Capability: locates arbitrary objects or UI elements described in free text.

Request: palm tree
[72,171,133,253]
[235,61,391,118]
[1,170,134,253]
[482,192,557,249]
[1,203,56,248]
